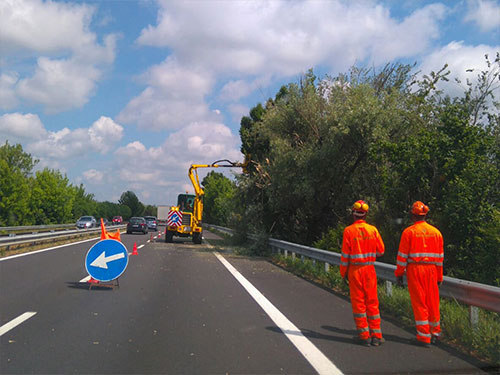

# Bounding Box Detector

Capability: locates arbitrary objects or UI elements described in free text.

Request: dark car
[112,216,123,225]
[76,216,96,229]
[144,216,158,231]
[99,218,109,226]
[126,217,148,234]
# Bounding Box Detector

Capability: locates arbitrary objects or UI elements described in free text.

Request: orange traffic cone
[150,233,153,242]
[131,242,138,256]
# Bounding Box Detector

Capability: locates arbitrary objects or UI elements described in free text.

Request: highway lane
[1,230,315,374]
[0,229,489,374]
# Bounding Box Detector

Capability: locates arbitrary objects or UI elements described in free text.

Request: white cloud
[0,0,117,113]
[228,103,250,124]
[137,1,447,76]
[117,57,219,130]
[0,72,19,110]
[27,116,123,160]
[82,169,104,184]
[16,57,101,113]
[89,116,124,153]
[0,112,47,143]
[465,0,500,32]
[419,41,500,99]
[112,121,242,201]
[126,0,448,132]
[219,76,271,102]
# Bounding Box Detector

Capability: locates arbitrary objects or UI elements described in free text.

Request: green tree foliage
[118,191,144,218]
[143,205,157,216]
[0,142,148,225]
[30,169,76,224]
[0,158,32,226]
[0,142,37,225]
[72,184,97,219]
[237,57,500,286]
[201,171,236,226]
[0,141,39,178]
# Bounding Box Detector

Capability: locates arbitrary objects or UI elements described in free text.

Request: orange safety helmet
[411,201,429,216]
[352,200,369,216]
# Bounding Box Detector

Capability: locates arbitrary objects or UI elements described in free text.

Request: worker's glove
[396,276,404,287]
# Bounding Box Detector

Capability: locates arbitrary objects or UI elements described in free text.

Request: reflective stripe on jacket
[340,220,385,278]
[395,220,444,281]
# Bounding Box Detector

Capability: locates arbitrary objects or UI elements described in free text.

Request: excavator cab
[177,194,195,213]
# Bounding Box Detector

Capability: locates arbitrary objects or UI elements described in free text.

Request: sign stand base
[88,278,120,291]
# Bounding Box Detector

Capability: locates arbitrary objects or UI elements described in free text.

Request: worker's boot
[353,336,371,347]
[371,337,385,346]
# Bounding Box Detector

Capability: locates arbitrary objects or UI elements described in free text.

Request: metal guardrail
[0,225,127,249]
[0,224,75,233]
[206,224,500,314]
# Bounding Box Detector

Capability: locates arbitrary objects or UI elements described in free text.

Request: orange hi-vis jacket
[395,220,444,281]
[340,220,385,278]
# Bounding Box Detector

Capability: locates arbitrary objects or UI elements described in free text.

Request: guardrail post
[385,280,393,297]
[292,252,296,261]
[325,263,330,273]
[469,306,479,328]
[301,255,304,263]
[284,249,288,257]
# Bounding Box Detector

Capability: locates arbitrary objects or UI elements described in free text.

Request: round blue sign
[85,239,129,282]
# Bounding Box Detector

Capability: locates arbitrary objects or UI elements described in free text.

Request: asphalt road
[0,228,490,374]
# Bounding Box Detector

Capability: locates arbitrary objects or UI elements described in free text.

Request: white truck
[157,205,171,225]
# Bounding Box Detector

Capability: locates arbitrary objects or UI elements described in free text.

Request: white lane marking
[0,312,37,336]
[80,275,91,283]
[138,244,145,249]
[0,237,100,262]
[214,252,343,375]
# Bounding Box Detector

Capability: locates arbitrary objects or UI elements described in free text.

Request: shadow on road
[66,281,115,291]
[266,325,410,346]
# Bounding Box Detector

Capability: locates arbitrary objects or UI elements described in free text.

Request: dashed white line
[214,252,343,375]
[0,312,37,336]
[80,275,91,283]
[138,244,145,249]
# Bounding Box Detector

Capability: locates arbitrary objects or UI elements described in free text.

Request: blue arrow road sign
[85,239,129,282]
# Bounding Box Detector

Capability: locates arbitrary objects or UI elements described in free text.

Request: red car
[112,216,123,225]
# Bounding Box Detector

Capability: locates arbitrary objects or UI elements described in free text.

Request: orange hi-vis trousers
[407,263,441,344]
[348,265,382,340]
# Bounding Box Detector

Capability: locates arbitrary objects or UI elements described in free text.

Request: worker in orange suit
[341,200,385,347]
[395,201,444,348]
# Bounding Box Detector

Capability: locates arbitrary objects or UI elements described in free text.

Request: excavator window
[177,194,195,213]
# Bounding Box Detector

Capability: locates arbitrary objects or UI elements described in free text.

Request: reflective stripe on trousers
[407,264,441,343]
[348,265,382,339]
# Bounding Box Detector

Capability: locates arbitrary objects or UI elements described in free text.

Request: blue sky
[1,0,499,206]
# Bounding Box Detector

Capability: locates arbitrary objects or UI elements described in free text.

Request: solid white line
[0,237,100,262]
[0,312,37,336]
[214,252,343,375]
[138,244,145,249]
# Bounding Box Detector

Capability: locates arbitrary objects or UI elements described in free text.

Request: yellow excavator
[165,159,247,244]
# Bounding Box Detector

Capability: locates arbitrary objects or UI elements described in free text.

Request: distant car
[99,218,109,226]
[144,216,158,231]
[112,216,123,225]
[76,216,96,229]
[126,217,148,234]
